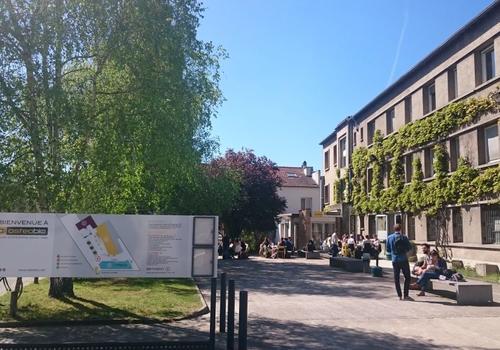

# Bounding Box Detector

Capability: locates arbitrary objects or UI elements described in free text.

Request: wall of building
[321,7,500,263]
[278,186,320,214]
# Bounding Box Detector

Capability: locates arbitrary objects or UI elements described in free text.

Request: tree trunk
[49,277,74,298]
[9,277,23,317]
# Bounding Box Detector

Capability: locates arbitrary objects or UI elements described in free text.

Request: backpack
[451,273,465,282]
[393,234,408,255]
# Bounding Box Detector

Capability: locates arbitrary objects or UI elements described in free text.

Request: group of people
[387,224,450,300]
[259,237,294,259]
[327,232,382,261]
[219,235,248,259]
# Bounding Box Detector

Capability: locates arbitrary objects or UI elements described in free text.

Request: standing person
[386,224,412,300]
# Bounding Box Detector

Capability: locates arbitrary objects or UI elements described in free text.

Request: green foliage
[349,95,498,215]
[0,1,234,215]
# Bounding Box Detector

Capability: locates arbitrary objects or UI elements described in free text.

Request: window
[368,121,375,145]
[301,197,312,210]
[448,66,458,101]
[481,204,500,244]
[449,137,460,172]
[423,82,436,114]
[484,124,499,163]
[452,208,463,243]
[339,137,347,168]
[367,168,373,194]
[324,150,330,170]
[324,184,330,204]
[424,148,434,178]
[353,131,357,146]
[385,163,391,188]
[333,145,338,167]
[481,45,496,83]
[287,172,298,178]
[386,108,395,134]
[405,154,413,183]
[360,127,364,142]
[407,214,415,240]
[426,215,438,241]
[404,96,412,124]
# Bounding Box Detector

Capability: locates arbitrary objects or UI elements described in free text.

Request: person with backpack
[386,224,412,300]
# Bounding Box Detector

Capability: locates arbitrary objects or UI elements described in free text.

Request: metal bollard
[210,277,217,350]
[238,291,248,350]
[220,272,227,333]
[227,279,235,350]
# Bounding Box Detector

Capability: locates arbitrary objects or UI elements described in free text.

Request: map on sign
[61,214,139,274]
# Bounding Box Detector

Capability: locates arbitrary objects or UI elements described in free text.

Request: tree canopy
[213,149,286,238]
[0,0,232,216]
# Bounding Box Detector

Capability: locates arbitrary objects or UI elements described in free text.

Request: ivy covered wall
[345,94,500,217]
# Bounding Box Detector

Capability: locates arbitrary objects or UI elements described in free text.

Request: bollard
[238,291,248,350]
[210,277,217,350]
[227,279,235,350]
[220,272,227,333]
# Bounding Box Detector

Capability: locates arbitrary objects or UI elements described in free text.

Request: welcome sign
[0,213,217,278]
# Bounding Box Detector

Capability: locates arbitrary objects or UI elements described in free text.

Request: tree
[213,149,286,238]
[0,1,225,298]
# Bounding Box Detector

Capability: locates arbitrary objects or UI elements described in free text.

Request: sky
[198,0,494,171]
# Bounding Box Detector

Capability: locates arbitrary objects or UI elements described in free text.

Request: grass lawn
[0,278,204,323]
[458,267,499,284]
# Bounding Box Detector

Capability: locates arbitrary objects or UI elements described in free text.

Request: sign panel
[0,213,217,278]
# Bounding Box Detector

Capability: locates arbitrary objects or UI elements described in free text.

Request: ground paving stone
[2,257,500,349]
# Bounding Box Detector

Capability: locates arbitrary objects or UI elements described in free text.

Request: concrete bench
[306,251,321,259]
[329,256,364,272]
[429,279,493,305]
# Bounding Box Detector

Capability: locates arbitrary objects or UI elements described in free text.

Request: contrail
[387,7,409,86]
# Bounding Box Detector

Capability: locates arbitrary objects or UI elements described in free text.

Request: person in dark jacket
[411,249,447,296]
[386,224,412,300]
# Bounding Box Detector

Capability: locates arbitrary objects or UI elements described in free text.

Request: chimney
[302,161,313,177]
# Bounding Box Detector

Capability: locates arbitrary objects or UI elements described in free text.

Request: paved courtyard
[207,256,500,350]
[2,257,500,349]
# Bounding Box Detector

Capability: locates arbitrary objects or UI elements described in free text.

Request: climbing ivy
[349,94,499,216]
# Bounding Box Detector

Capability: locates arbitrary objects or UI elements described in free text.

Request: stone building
[320,2,500,264]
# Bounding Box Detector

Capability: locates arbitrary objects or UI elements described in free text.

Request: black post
[220,272,227,333]
[210,277,217,350]
[238,291,248,350]
[227,279,235,350]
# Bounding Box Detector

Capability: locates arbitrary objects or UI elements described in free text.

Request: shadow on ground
[245,316,455,350]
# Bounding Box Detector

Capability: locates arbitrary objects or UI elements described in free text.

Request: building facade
[276,164,340,250]
[320,3,500,264]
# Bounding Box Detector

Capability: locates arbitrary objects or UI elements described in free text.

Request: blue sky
[198,0,493,170]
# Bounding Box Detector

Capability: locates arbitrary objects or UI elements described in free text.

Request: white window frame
[339,137,347,168]
[485,124,499,163]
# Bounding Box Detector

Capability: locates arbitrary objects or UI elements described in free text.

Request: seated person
[411,249,447,296]
[341,242,351,258]
[362,235,372,255]
[232,239,243,258]
[413,243,431,276]
[347,234,356,252]
[284,237,293,252]
[306,239,316,252]
[239,240,248,259]
[354,245,363,259]
[259,237,271,257]
[330,242,339,257]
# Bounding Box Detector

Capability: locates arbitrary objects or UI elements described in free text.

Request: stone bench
[329,256,364,272]
[306,251,321,259]
[429,279,493,305]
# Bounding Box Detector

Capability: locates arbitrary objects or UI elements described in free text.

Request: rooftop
[277,166,319,188]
